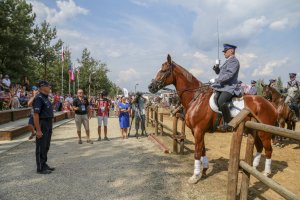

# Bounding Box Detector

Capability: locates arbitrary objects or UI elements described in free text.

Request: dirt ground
[150,114,300,200]
[0,114,299,200]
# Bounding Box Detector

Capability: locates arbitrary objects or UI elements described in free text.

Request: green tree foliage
[32,21,59,79]
[256,79,265,96]
[276,76,283,92]
[77,48,116,96]
[0,0,35,81]
[0,0,120,96]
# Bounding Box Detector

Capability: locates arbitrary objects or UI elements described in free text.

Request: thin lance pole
[217,18,220,61]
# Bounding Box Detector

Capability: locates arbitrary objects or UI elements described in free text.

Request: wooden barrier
[0,108,32,125]
[146,105,186,154]
[227,108,300,200]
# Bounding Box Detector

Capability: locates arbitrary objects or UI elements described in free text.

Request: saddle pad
[209,93,245,117]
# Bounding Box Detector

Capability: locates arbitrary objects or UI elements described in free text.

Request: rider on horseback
[287,73,300,89]
[211,44,241,131]
[287,73,300,119]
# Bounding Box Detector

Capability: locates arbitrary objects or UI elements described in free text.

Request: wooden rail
[227,108,300,200]
[146,105,186,154]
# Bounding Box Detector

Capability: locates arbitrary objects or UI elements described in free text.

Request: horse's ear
[167,54,172,64]
[261,83,265,87]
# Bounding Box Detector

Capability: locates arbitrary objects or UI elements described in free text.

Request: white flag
[123,88,128,97]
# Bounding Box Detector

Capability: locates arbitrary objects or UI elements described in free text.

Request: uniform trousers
[36,119,53,171]
[215,91,233,123]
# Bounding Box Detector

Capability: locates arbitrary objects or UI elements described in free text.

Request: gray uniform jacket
[212,56,240,95]
[248,86,257,95]
[287,80,300,89]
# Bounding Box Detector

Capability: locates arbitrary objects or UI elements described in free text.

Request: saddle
[209,93,244,118]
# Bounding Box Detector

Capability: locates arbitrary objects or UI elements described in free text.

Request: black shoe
[37,169,52,174]
[217,124,232,132]
[45,165,55,171]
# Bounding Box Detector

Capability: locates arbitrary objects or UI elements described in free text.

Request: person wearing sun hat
[287,73,300,89]
[211,43,240,131]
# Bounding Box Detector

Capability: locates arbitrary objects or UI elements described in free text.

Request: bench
[0,108,32,125]
[0,111,74,141]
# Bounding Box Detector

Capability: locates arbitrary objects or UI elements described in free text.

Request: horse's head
[261,83,272,100]
[148,54,176,93]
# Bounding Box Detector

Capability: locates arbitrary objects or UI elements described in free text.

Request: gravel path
[0,116,225,200]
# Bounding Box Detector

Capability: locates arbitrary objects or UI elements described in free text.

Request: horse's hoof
[202,167,208,177]
[188,174,201,184]
[263,171,271,177]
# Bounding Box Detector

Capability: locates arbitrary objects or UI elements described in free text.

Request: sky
[27,0,300,92]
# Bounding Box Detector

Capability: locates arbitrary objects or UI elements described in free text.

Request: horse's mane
[269,85,282,96]
[172,62,201,84]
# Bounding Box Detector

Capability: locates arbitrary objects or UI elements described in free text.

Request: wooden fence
[227,108,300,200]
[146,105,186,154]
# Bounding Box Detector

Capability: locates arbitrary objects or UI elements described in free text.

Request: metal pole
[61,61,64,96]
[77,71,79,90]
[73,80,75,95]
[89,73,91,97]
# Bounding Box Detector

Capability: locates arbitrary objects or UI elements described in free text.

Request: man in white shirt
[2,75,11,87]
[65,93,74,105]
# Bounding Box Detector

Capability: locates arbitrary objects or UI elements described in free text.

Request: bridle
[152,62,211,99]
[151,62,176,91]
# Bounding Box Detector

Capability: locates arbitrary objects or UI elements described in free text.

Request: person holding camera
[132,92,147,137]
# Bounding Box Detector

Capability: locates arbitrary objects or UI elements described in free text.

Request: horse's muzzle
[148,81,160,94]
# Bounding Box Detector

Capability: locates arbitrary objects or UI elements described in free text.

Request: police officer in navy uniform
[212,44,240,130]
[287,73,300,89]
[248,80,257,95]
[33,80,55,174]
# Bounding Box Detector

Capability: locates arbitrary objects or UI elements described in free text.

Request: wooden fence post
[159,113,163,135]
[180,120,186,154]
[154,106,158,135]
[227,122,245,200]
[240,119,257,200]
[172,116,178,154]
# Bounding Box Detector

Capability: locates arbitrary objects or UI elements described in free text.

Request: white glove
[209,78,215,84]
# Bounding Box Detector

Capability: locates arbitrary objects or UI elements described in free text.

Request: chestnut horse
[148,55,278,183]
[262,84,298,144]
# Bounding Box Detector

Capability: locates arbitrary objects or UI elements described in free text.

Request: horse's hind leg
[261,132,273,176]
[253,134,263,169]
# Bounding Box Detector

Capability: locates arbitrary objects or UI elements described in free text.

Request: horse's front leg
[188,130,205,184]
[201,143,209,176]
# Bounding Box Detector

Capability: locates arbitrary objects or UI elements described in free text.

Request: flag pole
[61,46,64,96]
[77,71,79,90]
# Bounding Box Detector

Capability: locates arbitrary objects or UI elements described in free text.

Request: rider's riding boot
[218,104,232,132]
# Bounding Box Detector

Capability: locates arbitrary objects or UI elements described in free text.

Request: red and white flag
[69,64,75,81]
